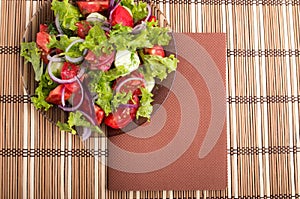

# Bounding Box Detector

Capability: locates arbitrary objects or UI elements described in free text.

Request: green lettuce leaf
[111,91,132,111]
[31,72,58,110]
[109,24,152,51]
[88,66,129,115]
[57,111,103,134]
[20,42,43,81]
[94,81,114,115]
[109,23,171,51]
[48,35,83,58]
[51,0,81,31]
[121,0,148,22]
[80,24,113,55]
[139,52,178,80]
[136,87,153,120]
[146,21,172,46]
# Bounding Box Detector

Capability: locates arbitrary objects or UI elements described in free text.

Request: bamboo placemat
[1,0,300,198]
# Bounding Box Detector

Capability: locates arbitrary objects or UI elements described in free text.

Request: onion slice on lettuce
[59,77,84,112]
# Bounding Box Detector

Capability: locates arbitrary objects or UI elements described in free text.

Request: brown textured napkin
[107,33,227,191]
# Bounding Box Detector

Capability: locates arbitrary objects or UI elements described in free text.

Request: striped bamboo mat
[1,0,300,198]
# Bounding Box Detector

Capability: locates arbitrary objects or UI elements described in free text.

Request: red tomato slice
[61,62,81,93]
[36,31,50,53]
[104,94,140,129]
[75,21,91,39]
[111,5,134,27]
[147,16,156,23]
[104,107,133,129]
[84,50,114,71]
[77,1,109,15]
[41,51,49,65]
[39,24,48,32]
[95,105,105,125]
[144,45,165,58]
[45,85,71,105]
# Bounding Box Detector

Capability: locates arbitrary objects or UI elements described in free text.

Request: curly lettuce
[20,42,43,81]
[51,0,81,31]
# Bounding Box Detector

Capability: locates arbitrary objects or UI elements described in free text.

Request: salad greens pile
[21,0,178,137]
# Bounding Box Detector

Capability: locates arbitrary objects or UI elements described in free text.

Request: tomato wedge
[39,24,48,32]
[75,21,92,39]
[104,107,132,129]
[77,1,109,15]
[144,45,165,58]
[61,62,81,93]
[36,31,50,53]
[111,5,134,27]
[85,50,114,71]
[36,30,51,64]
[104,94,139,129]
[147,16,156,23]
[45,85,71,105]
[95,105,105,125]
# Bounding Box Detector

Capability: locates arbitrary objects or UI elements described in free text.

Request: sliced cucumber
[87,13,107,21]
[50,62,63,77]
[145,76,155,92]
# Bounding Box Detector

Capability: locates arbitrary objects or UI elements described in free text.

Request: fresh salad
[21,0,178,139]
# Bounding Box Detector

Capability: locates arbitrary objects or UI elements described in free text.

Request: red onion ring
[88,51,115,70]
[47,53,64,62]
[145,4,151,22]
[61,86,66,107]
[101,26,111,32]
[131,23,146,34]
[65,38,87,63]
[109,0,115,9]
[82,84,97,125]
[79,111,96,126]
[118,103,139,109]
[109,1,121,23]
[58,78,84,112]
[81,127,92,141]
[115,77,146,93]
[55,14,64,34]
[47,58,85,84]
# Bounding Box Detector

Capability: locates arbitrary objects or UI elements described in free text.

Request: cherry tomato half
[45,85,71,105]
[36,31,50,53]
[77,1,109,15]
[75,21,92,39]
[61,62,81,93]
[144,45,165,58]
[104,94,140,129]
[104,107,133,129]
[111,5,134,27]
[95,105,105,125]
[147,16,156,23]
[39,24,48,32]
[84,50,114,71]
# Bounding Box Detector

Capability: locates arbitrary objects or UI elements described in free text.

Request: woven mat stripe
[2,94,300,104]
[1,146,300,157]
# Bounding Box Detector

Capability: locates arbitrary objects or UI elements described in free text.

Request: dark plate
[21,1,177,137]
